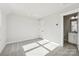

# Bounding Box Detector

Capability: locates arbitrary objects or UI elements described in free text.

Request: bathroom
[64,12,78,46]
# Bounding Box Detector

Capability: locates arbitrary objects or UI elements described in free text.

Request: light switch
[56,24,58,26]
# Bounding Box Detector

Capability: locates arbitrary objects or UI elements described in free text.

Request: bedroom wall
[40,13,63,46]
[7,14,40,43]
[0,10,7,53]
[39,4,79,46]
[7,4,79,46]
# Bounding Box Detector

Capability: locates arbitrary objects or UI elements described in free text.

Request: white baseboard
[7,38,62,48]
[0,42,7,53]
[7,37,41,44]
[7,39,33,44]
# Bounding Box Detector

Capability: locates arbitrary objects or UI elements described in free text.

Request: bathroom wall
[64,16,71,41]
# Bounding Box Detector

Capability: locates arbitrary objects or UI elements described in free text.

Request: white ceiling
[0,3,79,19]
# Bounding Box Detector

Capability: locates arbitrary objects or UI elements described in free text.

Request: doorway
[63,12,78,47]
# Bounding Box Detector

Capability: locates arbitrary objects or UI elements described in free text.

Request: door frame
[61,8,79,47]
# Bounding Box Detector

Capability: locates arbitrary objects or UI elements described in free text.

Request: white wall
[6,4,79,47]
[40,13,63,46]
[7,13,63,46]
[40,5,79,46]
[78,12,79,50]
[0,11,7,53]
[7,14,40,43]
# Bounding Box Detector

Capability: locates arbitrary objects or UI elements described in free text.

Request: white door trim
[61,8,79,47]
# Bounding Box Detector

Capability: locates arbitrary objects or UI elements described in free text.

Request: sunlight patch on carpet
[37,39,49,45]
[22,43,39,51]
[25,47,49,56]
[44,42,59,51]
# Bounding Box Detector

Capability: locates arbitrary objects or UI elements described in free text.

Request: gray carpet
[0,38,79,56]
